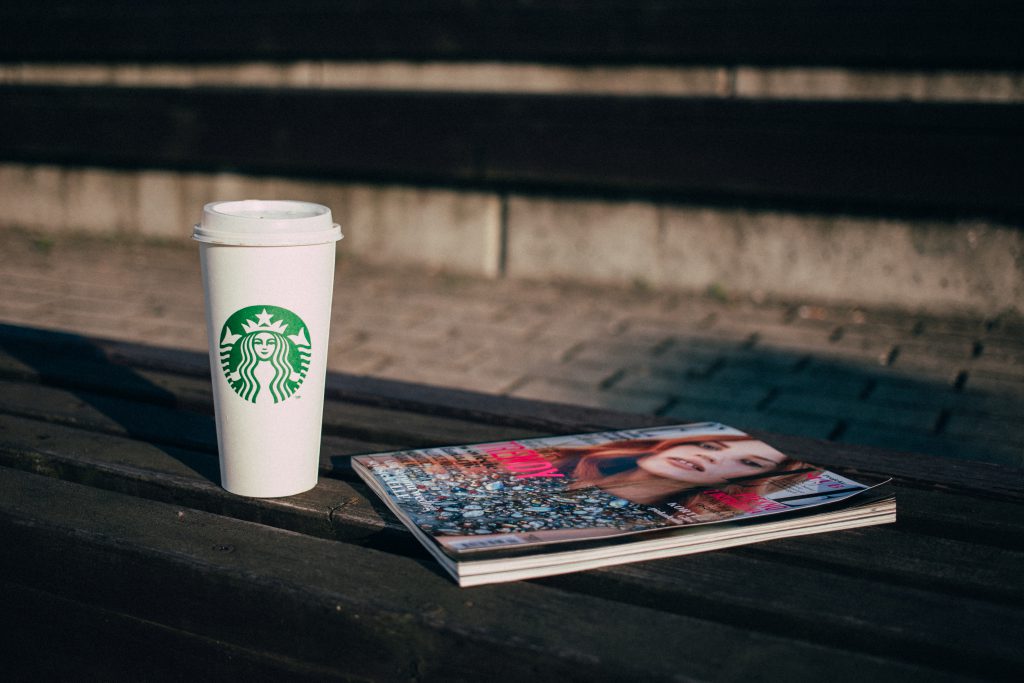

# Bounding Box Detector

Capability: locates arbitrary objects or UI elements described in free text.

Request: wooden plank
[0,376,221,453]
[3,410,1023,626]
[0,466,975,681]
[1,86,1021,217]
[0,345,543,450]
[1,1,1021,68]
[0,413,415,549]
[738,526,1024,605]
[4,581,339,682]
[753,432,1024,502]
[541,547,1024,679]
[882,486,1024,550]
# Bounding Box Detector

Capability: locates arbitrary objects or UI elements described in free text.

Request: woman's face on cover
[637,440,787,486]
[253,332,277,360]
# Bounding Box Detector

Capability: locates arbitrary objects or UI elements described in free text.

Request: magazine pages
[352,422,896,586]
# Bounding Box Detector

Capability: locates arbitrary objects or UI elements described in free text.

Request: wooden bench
[1,323,1022,680]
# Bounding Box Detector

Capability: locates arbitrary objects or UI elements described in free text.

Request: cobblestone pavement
[1,231,1021,468]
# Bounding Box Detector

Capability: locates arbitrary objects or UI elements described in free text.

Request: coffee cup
[194,200,342,497]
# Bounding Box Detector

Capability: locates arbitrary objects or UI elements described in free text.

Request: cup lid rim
[193,200,343,246]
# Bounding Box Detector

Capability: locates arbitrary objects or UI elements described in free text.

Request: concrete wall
[506,197,1023,314]
[1,162,1020,315]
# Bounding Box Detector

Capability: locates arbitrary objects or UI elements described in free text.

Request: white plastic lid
[193,200,343,246]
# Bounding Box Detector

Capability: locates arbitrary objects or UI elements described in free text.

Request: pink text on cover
[479,441,565,479]
[706,490,788,514]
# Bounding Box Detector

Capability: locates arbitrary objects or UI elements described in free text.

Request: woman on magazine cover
[543,433,809,513]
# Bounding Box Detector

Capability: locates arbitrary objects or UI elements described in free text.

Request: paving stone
[660,400,839,440]
[622,317,748,343]
[865,380,947,408]
[766,390,939,431]
[968,340,1024,381]
[751,334,895,366]
[139,323,209,351]
[508,377,669,416]
[714,348,808,372]
[516,308,627,338]
[893,338,977,362]
[6,273,127,301]
[825,325,905,361]
[373,363,519,396]
[705,301,792,326]
[943,413,1024,449]
[913,315,992,337]
[883,352,968,383]
[961,371,1024,396]
[638,354,723,380]
[976,338,1024,362]
[0,299,52,322]
[838,423,1024,468]
[706,365,872,399]
[326,346,394,376]
[362,332,484,370]
[36,294,153,319]
[786,305,886,330]
[513,359,623,388]
[469,340,578,369]
[567,339,686,367]
[986,313,1024,341]
[749,321,840,347]
[402,322,527,354]
[864,378,1024,417]
[800,360,893,391]
[612,372,772,409]
[330,311,432,336]
[963,361,1024,383]
[569,337,720,374]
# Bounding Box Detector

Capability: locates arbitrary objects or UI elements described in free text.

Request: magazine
[352,422,896,587]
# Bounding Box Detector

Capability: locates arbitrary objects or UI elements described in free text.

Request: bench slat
[4,465,971,682]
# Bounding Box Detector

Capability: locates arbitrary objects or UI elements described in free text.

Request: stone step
[1,162,1020,315]
[3,1,1021,70]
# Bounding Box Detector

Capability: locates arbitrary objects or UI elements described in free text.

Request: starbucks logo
[219,305,311,404]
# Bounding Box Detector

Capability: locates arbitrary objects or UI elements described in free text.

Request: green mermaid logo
[218,305,311,404]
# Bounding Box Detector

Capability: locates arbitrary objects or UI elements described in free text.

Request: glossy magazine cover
[353,422,882,557]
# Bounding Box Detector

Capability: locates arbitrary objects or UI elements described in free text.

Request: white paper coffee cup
[194,200,342,497]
